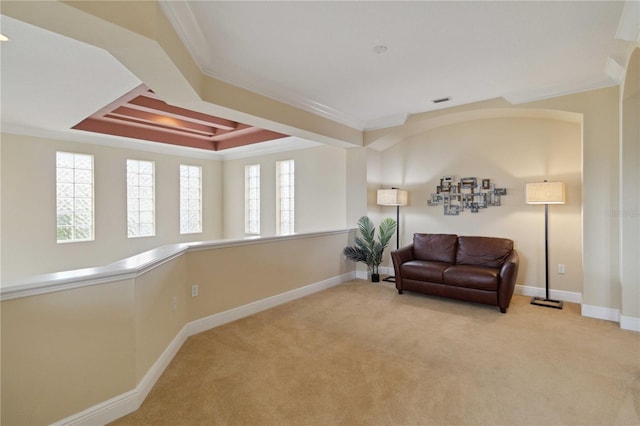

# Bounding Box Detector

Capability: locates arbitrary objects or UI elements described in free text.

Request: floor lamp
[377,188,408,283]
[526,181,566,309]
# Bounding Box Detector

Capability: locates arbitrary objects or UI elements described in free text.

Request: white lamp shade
[377,189,408,206]
[525,182,566,204]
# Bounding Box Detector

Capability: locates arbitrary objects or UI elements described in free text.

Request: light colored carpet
[111,280,640,425]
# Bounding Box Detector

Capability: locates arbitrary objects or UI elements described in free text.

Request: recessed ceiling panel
[72,84,288,151]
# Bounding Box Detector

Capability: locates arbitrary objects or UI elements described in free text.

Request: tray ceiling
[73,84,288,152]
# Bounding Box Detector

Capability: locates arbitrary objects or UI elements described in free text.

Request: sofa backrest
[456,236,513,268]
[413,233,458,263]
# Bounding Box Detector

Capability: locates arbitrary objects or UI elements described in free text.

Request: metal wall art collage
[428,176,507,215]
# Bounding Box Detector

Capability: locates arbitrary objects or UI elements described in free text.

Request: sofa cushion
[413,233,458,263]
[401,260,448,283]
[443,265,499,291]
[456,236,513,268]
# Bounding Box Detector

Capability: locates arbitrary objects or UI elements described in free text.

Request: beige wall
[1,279,137,425]
[371,117,583,293]
[521,88,621,310]
[345,147,369,226]
[0,133,223,282]
[365,148,384,224]
[222,145,348,239]
[620,46,640,319]
[0,2,636,424]
[365,86,625,313]
[2,0,635,319]
[0,135,353,282]
[187,233,351,321]
[135,254,189,382]
[0,231,353,425]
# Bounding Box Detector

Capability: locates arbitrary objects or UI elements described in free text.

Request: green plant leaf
[343,215,398,272]
[357,216,375,247]
[343,246,367,263]
[377,217,397,249]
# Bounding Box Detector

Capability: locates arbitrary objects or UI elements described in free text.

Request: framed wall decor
[428,176,507,215]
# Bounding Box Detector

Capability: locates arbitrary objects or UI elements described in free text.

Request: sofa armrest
[498,250,519,311]
[391,244,414,267]
[391,244,414,292]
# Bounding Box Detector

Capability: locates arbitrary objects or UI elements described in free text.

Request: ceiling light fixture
[0,34,9,42]
[373,45,388,54]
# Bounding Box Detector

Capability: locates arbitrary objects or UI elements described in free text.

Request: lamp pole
[379,187,407,283]
[393,187,401,250]
[395,203,400,250]
[526,180,565,309]
[544,202,550,300]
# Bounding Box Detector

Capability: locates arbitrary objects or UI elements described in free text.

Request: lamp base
[531,297,563,309]
[382,276,396,283]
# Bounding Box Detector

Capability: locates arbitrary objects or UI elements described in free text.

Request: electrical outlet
[172,296,177,311]
[558,264,566,274]
[191,284,199,297]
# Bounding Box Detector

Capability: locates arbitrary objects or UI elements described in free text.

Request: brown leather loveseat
[391,234,519,313]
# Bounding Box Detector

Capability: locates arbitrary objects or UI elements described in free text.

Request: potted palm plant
[343,215,397,282]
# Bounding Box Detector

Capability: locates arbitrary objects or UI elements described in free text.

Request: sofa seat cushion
[401,260,449,283]
[443,265,499,291]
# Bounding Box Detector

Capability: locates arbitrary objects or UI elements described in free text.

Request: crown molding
[605,57,626,84]
[1,124,221,160]
[200,65,366,131]
[2,124,321,162]
[363,113,409,131]
[616,0,640,43]
[216,137,320,161]
[158,0,366,131]
[504,78,619,105]
[158,0,209,76]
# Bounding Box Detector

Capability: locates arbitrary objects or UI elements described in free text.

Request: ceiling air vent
[432,97,452,104]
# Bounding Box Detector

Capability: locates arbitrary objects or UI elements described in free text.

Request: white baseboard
[517,286,639,332]
[581,303,620,323]
[379,266,394,277]
[515,284,582,304]
[51,390,138,426]
[54,272,354,426]
[356,266,395,281]
[580,305,640,332]
[55,324,191,426]
[188,272,354,336]
[355,270,368,280]
[620,315,640,332]
[388,280,639,331]
[52,271,637,426]
[137,325,190,404]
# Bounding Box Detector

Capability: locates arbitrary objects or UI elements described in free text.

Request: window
[180,164,202,234]
[56,151,94,243]
[245,164,260,234]
[276,159,294,235]
[127,159,155,238]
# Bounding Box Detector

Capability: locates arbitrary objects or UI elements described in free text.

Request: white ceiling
[0,14,319,159]
[163,1,631,130]
[0,1,635,158]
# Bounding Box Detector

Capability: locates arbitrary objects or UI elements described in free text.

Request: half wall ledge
[0,229,354,301]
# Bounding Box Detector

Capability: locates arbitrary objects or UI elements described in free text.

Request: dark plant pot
[371,273,380,283]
